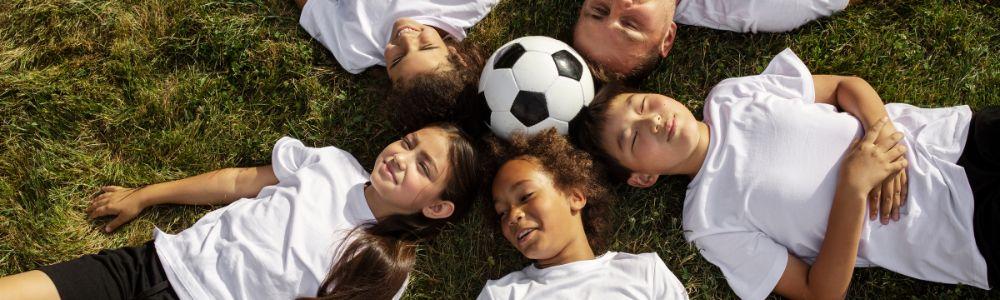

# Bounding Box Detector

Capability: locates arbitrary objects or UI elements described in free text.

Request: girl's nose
[391,153,407,171]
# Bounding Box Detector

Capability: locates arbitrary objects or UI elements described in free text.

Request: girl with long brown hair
[0,123,480,300]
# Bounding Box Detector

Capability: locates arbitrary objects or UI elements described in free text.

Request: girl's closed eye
[520,192,533,203]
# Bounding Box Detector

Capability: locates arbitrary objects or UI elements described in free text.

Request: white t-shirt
[477,252,688,300]
[685,49,985,300]
[153,137,404,299]
[299,0,499,74]
[675,0,849,33]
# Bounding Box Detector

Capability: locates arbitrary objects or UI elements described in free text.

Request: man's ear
[447,45,468,67]
[659,22,677,58]
[627,172,659,188]
[422,199,455,219]
[567,189,588,212]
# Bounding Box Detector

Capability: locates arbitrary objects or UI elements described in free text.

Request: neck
[363,183,392,219]
[673,121,711,177]
[535,230,596,269]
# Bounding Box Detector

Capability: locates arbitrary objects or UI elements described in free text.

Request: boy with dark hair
[569,48,997,299]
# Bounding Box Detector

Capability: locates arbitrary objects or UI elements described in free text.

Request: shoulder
[706,48,816,107]
[601,252,663,273]
[273,137,368,179]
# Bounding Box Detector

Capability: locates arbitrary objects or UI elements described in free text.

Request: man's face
[573,0,676,75]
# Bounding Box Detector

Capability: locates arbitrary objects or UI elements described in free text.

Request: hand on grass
[864,120,910,224]
[86,186,147,233]
[840,118,909,198]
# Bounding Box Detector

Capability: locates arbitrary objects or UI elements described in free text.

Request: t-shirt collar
[522,252,615,280]
[346,182,377,224]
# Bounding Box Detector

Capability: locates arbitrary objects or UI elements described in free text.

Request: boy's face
[384,18,453,84]
[371,127,452,217]
[573,0,676,75]
[599,92,700,177]
[492,158,585,261]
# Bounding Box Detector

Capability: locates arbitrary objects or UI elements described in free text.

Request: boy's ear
[659,22,677,58]
[447,45,468,67]
[567,189,588,212]
[627,172,659,188]
[422,199,455,219]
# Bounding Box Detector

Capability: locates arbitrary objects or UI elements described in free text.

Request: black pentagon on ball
[493,43,525,69]
[551,50,583,80]
[510,91,548,127]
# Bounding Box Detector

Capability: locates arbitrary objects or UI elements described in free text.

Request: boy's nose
[647,114,664,133]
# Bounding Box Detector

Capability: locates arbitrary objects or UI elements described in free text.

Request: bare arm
[87,165,278,232]
[813,75,888,130]
[772,118,909,299]
[814,75,908,224]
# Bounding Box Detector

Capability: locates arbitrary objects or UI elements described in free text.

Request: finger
[86,199,102,214]
[900,170,909,206]
[101,186,121,192]
[889,158,909,174]
[880,180,893,225]
[892,174,902,221]
[864,117,889,145]
[877,131,904,151]
[886,143,908,162]
[105,214,132,233]
[90,206,117,219]
[868,189,879,221]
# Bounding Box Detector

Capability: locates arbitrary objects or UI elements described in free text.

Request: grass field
[2,0,999,298]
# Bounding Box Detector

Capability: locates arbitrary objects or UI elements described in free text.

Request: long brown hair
[303,123,480,300]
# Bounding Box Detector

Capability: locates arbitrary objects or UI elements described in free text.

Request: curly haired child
[476,129,688,299]
[295,0,492,129]
[0,124,481,300]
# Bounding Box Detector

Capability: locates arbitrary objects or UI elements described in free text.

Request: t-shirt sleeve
[692,231,788,300]
[271,137,325,182]
[647,253,689,300]
[474,282,498,300]
[756,48,816,103]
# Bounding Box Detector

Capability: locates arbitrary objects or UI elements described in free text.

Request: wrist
[835,181,869,201]
[133,186,159,208]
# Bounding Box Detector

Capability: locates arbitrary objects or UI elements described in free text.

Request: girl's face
[370,127,452,217]
[492,158,586,261]
[384,18,453,84]
[598,92,701,176]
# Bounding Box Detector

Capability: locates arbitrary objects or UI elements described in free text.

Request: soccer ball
[478,36,594,140]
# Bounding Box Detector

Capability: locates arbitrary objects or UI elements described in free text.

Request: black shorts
[961,107,1000,288]
[37,240,178,300]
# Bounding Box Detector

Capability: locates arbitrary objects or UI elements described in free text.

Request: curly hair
[482,129,615,252]
[569,82,638,183]
[382,40,486,132]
